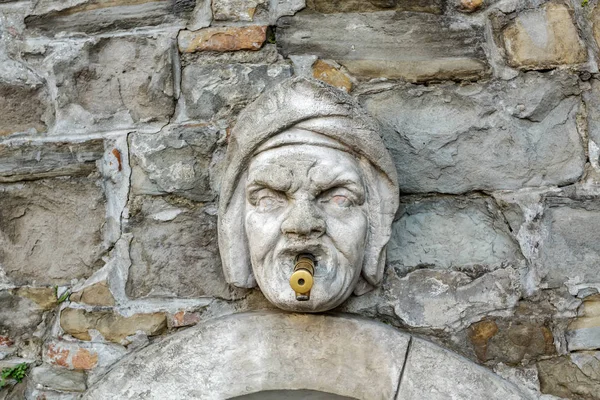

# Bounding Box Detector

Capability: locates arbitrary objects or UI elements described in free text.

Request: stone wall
[0,0,599,398]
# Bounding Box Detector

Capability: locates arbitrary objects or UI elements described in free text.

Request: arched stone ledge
[83,312,532,399]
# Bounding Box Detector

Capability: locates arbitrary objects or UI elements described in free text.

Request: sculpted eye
[251,189,286,212]
[329,195,352,208]
[319,189,355,208]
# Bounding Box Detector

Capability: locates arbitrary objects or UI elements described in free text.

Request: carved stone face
[244,129,369,312]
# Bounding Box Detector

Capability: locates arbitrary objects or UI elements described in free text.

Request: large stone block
[387,196,523,276]
[306,0,442,13]
[538,353,600,399]
[0,140,104,183]
[125,196,247,299]
[501,3,587,69]
[178,26,267,53]
[386,268,521,330]
[130,124,221,202]
[0,178,106,286]
[538,201,600,291]
[277,11,488,81]
[60,308,167,344]
[25,0,196,35]
[51,36,175,134]
[362,72,585,193]
[398,338,530,399]
[179,62,291,122]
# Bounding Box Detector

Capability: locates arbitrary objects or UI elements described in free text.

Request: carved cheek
[245,210,285,259]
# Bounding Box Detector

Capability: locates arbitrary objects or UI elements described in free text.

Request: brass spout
[289,255,315,301]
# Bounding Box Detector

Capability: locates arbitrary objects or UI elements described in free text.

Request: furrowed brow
[246,165,292,192]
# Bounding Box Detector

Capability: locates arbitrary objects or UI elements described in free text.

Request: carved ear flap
[218,177,257,288]
[360,159,399,286]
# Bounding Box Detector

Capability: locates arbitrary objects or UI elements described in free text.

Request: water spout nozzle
[290,255,315,301]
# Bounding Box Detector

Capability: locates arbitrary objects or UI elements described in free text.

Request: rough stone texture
[0,178,106,286]
[44,340,127,373]
[0,140,104,183]
[212,0,266,21]
[178,26,267,53]
[277,11,488,82]
[60,308,167,344]
[362,72,585,193]
[180,43,281,67]
[538,200,600,292]
[179,62,292,122]
[126,196,246,299]
[306,0,443,13]
[29,365,87,392]
[502,3,587,69]
[538,354,600,399]
[0,83,49,136]
[25,0,196,35]
[70,281,115,306]
[13,287,57,310]
[567,294,600,351]
[187,0,212,30]
[385,268,521,331]
[0,290,45,340]
[50,36,175,134]
[476,320,555,365]
[84,312,411,399]
[387,196,524,277]
[312,59,352,92]
[398,338,531,399]
[130,124,221,202]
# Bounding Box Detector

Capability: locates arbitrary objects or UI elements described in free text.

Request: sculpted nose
[281,200,326,238]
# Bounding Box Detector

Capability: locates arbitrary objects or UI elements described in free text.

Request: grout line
[394,336,413,400]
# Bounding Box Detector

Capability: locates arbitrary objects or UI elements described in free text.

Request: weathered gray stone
[85,313,410,399]
[538,354,600,400]
[0,6,52,137]
[126,197,246,299]
[387,196,524,276]
[0,140,104,183]
[25,0,196,35]
[277,11,488,81]
[362,72,585,193]
[585,79,600,148]
[0,290,45,340]
[29,365,86,392]
[0,178,106,285]
[212,0,266,21]
[187,0,212,30]
[212,0,304,22]
[130,124,221,201]
[178,63,291,122]
[538,201,600,291]
[501,3,587,69]
[386,268,521,330]
[567,295,600,351]
[51,36,175,134]
[306,0,442,13]
[398,338,532,399]
[180,43,281,67]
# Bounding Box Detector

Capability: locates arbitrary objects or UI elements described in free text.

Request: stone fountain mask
[218,77,399,312]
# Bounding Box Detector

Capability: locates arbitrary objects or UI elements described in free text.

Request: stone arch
[84,312,532,399]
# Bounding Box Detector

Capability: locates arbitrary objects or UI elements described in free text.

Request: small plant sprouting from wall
[0,363,28,388]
